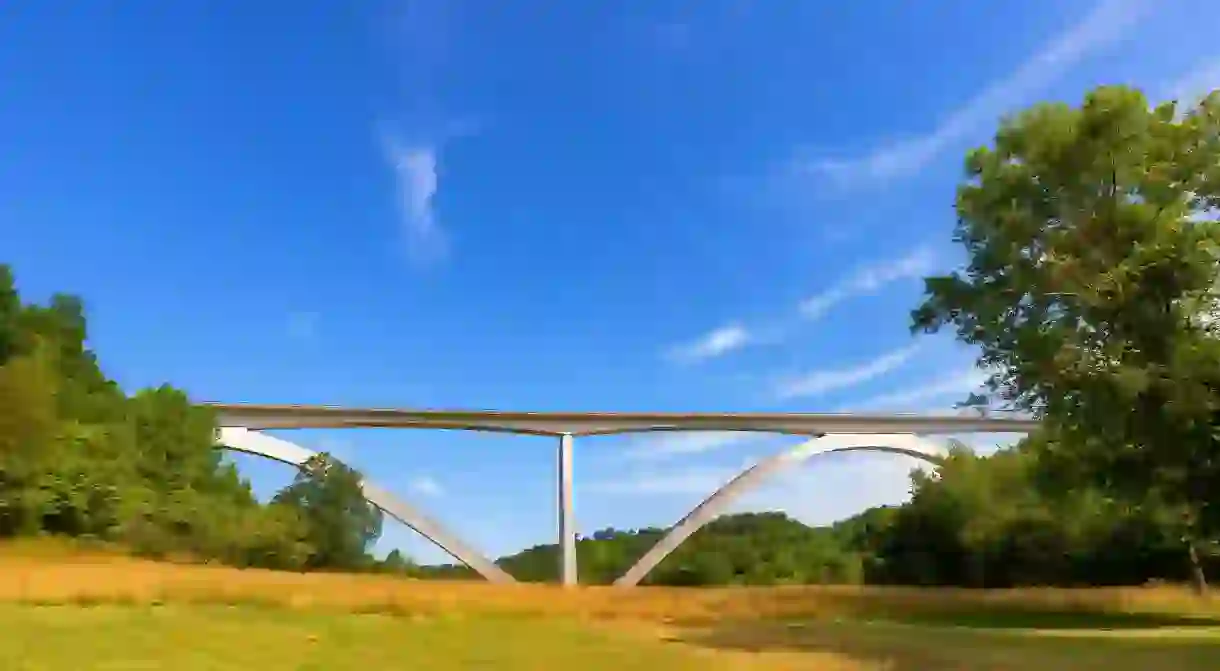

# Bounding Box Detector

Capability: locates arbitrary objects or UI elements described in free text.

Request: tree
[271,453,383,570]
[382,548,410,570]
[0,349,62,535]
[0,266,21,365]
[911,85,1220,591]
[0,263,371,571]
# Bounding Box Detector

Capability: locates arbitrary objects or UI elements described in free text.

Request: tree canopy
[0,265,381,572]
[913,86,1220,589]
[272,453,384,571]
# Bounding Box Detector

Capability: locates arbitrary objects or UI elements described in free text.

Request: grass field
[3,542,1219,669]
[3,603,1219,670]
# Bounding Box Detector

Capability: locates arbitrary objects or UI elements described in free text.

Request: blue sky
[3,0,1218,565]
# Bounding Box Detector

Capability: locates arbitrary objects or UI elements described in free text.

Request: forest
[2,84,1219,589]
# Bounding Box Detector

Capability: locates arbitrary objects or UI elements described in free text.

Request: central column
[557,432,577,586]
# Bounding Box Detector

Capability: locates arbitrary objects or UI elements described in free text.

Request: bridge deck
[205,403,1039,437]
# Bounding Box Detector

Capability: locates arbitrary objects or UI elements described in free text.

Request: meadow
[3,542,1220,670]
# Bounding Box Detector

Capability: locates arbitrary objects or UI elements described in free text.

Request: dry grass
[1,540,1217,625]
[3,542,1220,670]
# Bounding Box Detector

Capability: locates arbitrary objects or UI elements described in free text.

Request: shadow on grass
[671,617,1220,671]
[881,609,1220,630]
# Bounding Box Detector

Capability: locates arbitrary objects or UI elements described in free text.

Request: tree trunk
[1187,539,1209,596]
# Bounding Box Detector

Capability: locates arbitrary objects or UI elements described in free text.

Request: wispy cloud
[732,450,930,525]
[800,246,936,318]
[382,134,448,264]
[587,468,734,495]
[834,365,1027,460]
[665,323,751,363]
[773,344,921,401]
[587,456,755,495]
[667,247,937,363]
[799,0,1146,186]
[593,431,942,507]
[407,475,444,497]
[623,431,761,461]
[836,367,990,412]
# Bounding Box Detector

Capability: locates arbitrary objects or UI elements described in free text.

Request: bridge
[209,403,1039,587]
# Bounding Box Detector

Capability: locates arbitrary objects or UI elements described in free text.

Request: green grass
[0,604,721,670]
[3,603,1220,671]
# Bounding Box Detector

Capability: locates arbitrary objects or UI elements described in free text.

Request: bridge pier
[557,432,577,586]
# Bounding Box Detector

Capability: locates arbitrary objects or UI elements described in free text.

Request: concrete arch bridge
[210,404,1037,587]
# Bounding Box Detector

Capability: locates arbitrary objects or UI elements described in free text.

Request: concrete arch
[613,433,947,587]
[216,427,515,584]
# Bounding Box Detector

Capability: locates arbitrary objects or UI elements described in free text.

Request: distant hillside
[416,511,867,586]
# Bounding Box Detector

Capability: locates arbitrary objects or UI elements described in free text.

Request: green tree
[271,453,383,570]
[0,266,21,365]
[912,85,1220,591]
[0,263,364,572]
[0,349,62,535]
[380,548,410,572]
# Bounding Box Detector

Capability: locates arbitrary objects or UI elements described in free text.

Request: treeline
[418,513,859,586]
[849,442,1217,588]
[0,265,388,572]
[418,440,1217,588]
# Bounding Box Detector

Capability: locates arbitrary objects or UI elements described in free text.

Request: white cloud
[800,0,1147,186]
[665,323,751,363]
[836,366,1030,461]
[800,246,937,318]
[733,451,927,525]
[586,426,1036,531]
[773,344,921,400]
[586,427,1033,530]
[623,431,759,461]
[407,475,444,497]
[667,247,936,363]
[837,367,990,412]
[382,135,448,264]
[587,467,735,496]
[586,451,921,528]
[748,430,1023,524]
[589,437,937,526]
[587,455,756,496]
